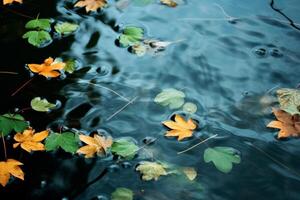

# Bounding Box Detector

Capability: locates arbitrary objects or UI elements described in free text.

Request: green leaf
[25,19,51,31]
[136,161,168,181]
[183,102,197,114]
[45,132,79,153]
[154,88,185,109]
[111,188,133,200]
[111,138,139,159]
[30,97,56,112]
[204,146,241,173]
[277,88,300,115]
[0,114,28,137]
[119,26,144,47]
[54,22,79,35]
[22,30,52,47]
[64,59,77,73]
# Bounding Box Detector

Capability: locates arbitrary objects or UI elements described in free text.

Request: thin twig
[0,71,18,75]
[177,134,218,155]
[123,138,158,158]
[11,77,35,96]
[0,5,34,19]
[1,132,7,160]
[106,96,138,121]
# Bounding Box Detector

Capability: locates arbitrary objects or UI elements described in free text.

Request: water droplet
[142,137,156,145]
[253,47,268,57]
[270,48,283,58]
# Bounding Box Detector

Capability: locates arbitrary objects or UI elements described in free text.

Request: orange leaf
[0,159,24,187]
[13,128,49,152]
[74,0,107,12]
[3,0,22,5]
[77,134,113,158]
[267,108,300,138]
[163,114,197,141]
[28,57,66,78]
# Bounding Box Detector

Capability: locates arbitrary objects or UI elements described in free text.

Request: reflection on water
[1,0,300,199]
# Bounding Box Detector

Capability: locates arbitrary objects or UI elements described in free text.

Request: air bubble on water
[95,195,108,200]
[40,180,47,188]
[142,137,156,145]
[253,47,268,58]
[270,48,283,58]
[107,164,120,172]
[55,100,62,109]
[121,162,132,169]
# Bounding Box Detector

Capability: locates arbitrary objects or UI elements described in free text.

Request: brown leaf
[74,0,107,12]
[163,114,197,141]
[160,0,177,7]
[77,134,113,158]
[13,128,49,152]
[0,159,24,187]
[28,57,66,78]
[3,0,22,5]
[267,108,300,138]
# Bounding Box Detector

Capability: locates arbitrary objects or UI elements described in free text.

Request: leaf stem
[106,96,138,121]
[11,76,35,97]
[177,134,218,155]
[1,132,7,160]
[0,71,18,75]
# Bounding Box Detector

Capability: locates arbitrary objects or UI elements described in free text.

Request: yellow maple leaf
[0,159,24,187]
[13,128,49,152]
[74,0,107,12]
[160,0,177,7]
[163,114,197,141]
[27,57,66,78]
[267,108,300,138]
[77,134,113,158]
[3,0,22,5]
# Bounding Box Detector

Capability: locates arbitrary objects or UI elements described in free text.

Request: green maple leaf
[54,22,79,35]
[22,30,52,47]
[25,18,51,31]
[111,138,139,160]
[154,88,185,109]
[30,97,56,112]
[45,132,79,153]
[119,26,144,47]
[111,188,133,200]
[0,113,28,137]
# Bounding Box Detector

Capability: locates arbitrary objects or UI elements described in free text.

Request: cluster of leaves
[23,18,78,47]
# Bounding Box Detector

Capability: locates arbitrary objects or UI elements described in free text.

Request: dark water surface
[1,0,300,199]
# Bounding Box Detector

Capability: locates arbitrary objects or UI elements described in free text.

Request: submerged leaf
[54,22,79,35]
[22,31,52,47]
[163,114,197,141]
[0,159,24,187]
[204,146,241,173]
[45,132,79,153]
[31,97,56,112]
[277,88,300,115]
[25,19,51,31]
[28,57,66,78]
[154,88,185,109]
[119,26,144,47]
[77,134,113,158]
[74,0,107,12]
[136,161,167,181]
[183,102,197,114]
[111,187,133,200]
[13,128,49,152]
[182,167,197,181]
[111,138,139,159]
[0,113,28,137]
[64,59,77,73]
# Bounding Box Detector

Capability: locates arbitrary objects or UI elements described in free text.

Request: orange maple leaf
[28,57,66,78]
[267,108,300,138]
[77,134,113,158]
[3,0,22,5]
[163,114,197,141]
[74,0,107,12]
[13,128,49,152]
[0,159,24,187]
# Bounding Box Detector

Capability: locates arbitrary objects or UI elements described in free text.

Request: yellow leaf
[77,134,113,158]
[74,0,107,12]
[13,128,49,152]
[163,114,197,141]
[267,108,300,138]
[182,167,197,181]
[0,159,24,187]
[160,0,177,7]
[28,57,66,78]
[3,0,22,5]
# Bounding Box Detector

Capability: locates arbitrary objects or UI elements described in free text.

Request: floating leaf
[111,187,133,200]
[119,26,144,47]
[160,0,177,7]
[0,159,24,187]
[163,114,197,141]
[132,44,147,56]
[13,128,49,152]
[25,19,51,31]
[3,0,22,4]
[183,102,197,114]
[45,132,79,153]
[22,31,52,47]
[30,97,56,112]
[54,22,79,35]
[74,0,107,12]
[182,167,197,181]
[28,57,66,78]
[136,161,167,181]
[64,59,77,73]
[267,108,300,138]
[0,113,28,137]
[111,138,139,159]
[204,146,241,173]
[154,88,185,109]
[277,88,300,115]
[77,134,113,158]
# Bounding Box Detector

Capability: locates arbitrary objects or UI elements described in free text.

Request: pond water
[1,0,300,199]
